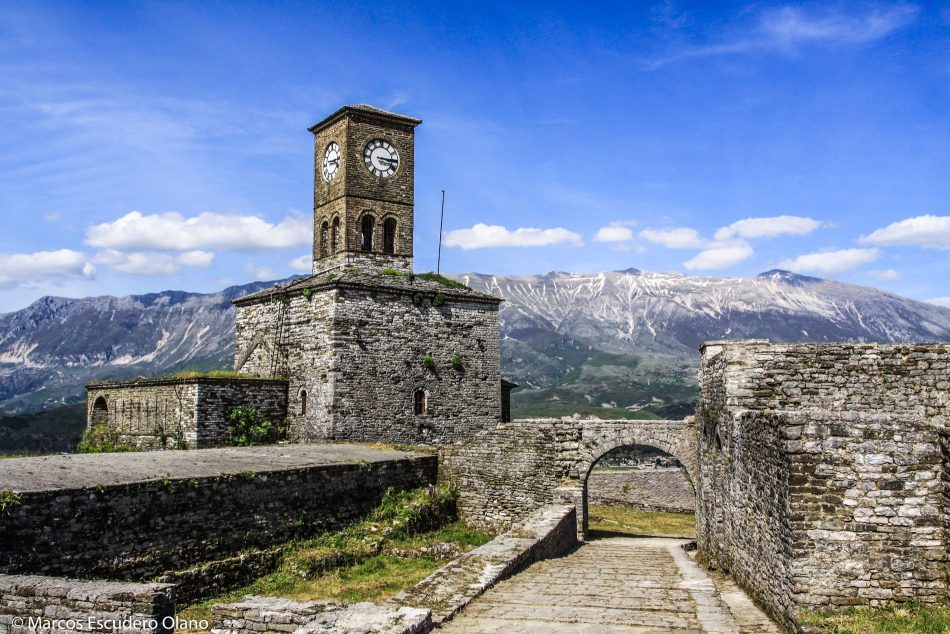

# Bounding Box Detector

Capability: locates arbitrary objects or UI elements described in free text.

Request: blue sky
[1,1,949,312]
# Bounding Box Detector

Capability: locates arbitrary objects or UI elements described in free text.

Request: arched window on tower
[331,218,340,252]
[413,388,428,416]
[320,222,329,259]
[383,218,397,254]
[361,215,375,251]
[300,389,308,416]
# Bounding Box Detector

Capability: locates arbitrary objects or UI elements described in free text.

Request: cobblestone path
[439,537,779,633]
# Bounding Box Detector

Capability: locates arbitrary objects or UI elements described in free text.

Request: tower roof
[308,104,422,134]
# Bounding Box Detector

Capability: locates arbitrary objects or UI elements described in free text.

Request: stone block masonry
[696,340,950,631]
[85,377,288,449]
[0,445,436,580]
[0,575,175,634]
[439,418,695,538]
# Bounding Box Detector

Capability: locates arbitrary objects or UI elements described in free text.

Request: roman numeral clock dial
[364,139,399,178]
[322,142,340,181]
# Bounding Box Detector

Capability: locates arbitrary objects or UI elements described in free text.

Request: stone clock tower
[309,104,422,275]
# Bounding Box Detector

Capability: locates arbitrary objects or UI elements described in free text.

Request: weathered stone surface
[438,418,696,537]
[0,575,175,634]
[696,340,950,631]
[0,445,436,579]
[210,597,431,634]
[234,272,502,446]
[392,505,577,627]
[85,378,288,449]
[587,468,696,514]
[440,537,779,634]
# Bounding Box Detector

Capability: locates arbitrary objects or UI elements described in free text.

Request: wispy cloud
[86,210,311,252]
[594,224,636,243]
[859,214,950,249]
[928,297,950,308]
[778,248,879,276]
[288,255,311,271]
[444,223,583,250]
[647,3,919,69]
[94,250,215,276]
[869,268,901,281]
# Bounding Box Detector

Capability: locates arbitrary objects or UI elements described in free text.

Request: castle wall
[85,378,287,449]
[0,452,436,580]
[329,287,501,444]
[696,341,950,630]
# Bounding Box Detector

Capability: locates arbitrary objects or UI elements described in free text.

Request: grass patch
[799,602,950,633]
[588,505,695,539]
[176,486,492,629]
[379,269,471,290]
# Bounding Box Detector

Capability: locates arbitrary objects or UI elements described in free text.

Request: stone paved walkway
[439,537,779,633]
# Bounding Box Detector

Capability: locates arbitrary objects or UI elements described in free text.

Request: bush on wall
[226,406,286,446]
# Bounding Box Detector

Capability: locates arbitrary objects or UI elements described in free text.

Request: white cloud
[760,4,919,47]
[178,250,215,267]
[443,223,583,249]
[778,248,879,276]
[86,210,311,252]
[869,269,901,281]
[859,215,950,249]
[245,264,277,281]
[927,297,950,309]
[683,241,755,270]
[640,227,704,249]
[714,215,823,241]
[647,4,919,68]
[0,249,95,287]
[289,255,311,271]
[94,250,214,275]
[594,226,635,243]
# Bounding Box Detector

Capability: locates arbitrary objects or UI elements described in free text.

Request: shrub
[302,288,313,299]
[226,406,284,446]
[451,355,464,371]
[0,490,22,516]
[432,293,447,307]
[77,425,135,453]
[422,355,436,370]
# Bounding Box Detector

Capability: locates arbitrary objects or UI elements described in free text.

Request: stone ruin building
[86,105,509,448]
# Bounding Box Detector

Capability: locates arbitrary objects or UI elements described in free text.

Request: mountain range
[2,268,949,429]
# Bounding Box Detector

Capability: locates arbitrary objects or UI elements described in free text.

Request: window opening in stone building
[413,388,428,416]
[320,222,329,258]
[361,215,374,251]
[300,390,308,416]
[584,444,695,540]
[92,396,108,426]
[331,218,340,252]
[383,218,397,254]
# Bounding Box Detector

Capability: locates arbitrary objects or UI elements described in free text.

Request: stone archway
[91,395,109,427]
[554,419,697,539]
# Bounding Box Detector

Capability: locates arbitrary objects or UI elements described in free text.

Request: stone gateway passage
[441,537,778,633]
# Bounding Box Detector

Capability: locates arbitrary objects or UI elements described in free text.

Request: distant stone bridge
[440,417,696,538]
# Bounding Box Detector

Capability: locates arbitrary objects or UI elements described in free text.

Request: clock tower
[309,104,422,275]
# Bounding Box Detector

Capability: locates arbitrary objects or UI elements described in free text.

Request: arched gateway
[440,417,697,539]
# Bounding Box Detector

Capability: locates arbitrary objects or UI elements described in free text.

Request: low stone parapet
[211,597,430,634]
[0,574,175,634]
[391,504,578,627]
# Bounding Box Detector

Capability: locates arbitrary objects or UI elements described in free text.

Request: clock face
[322,142,340,182]
[363,139,399,178]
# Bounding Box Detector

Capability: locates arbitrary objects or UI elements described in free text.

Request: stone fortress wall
[0,448,436,581]
[85,377,288,449]
[696,341,950,631]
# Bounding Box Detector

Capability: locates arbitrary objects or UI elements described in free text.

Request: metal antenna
[437,189,445,275]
